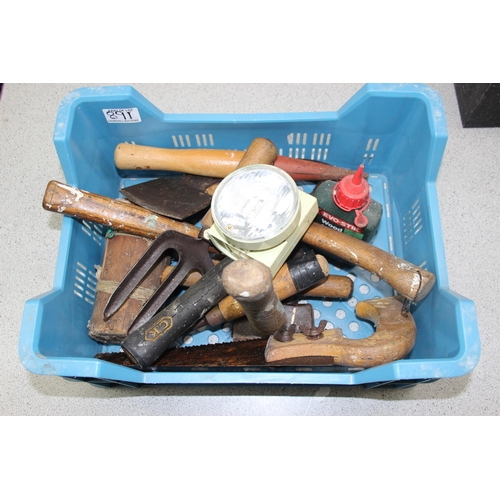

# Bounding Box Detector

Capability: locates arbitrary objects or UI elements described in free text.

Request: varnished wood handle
[42,180,200,239]
[114,143,240,177]
[114,142,361,181]
[299,275,353,299]
[114,138,277,179]
[265,296,417,368]
[302,222,435,302]
[236,137,278,168]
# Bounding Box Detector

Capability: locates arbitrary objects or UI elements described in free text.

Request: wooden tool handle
[162,265,353,300]
[222,259,287,336]
[273,156,368,181]
[42,180,200,239]
[236,137,278,168]
[43,181,434,303]
[302,222,435,302]
[300,275,353,299]
[265,296,417,368]
[114,143,241,177]
[114,142,358,181]
[205,253,330,326]
[114,138,276,179]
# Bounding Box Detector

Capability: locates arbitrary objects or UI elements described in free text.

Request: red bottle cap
[332,164,370,212]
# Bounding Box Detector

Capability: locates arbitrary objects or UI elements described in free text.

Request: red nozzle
[332,164,370,212]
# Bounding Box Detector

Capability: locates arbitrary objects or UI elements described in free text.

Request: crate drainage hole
[348,297,358,307]
[73,261,96,305]
[363,137,379,165]
[183,334,194,345]
[349,321,360,332]
[81,221,104,246]
[172,134,214,148]
[404,198,424,245]
[283,131,331,161]
[336,309,347,319]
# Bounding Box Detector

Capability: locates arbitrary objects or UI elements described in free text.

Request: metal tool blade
[120,175,220,220]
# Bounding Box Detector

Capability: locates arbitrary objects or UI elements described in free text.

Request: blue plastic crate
[19,84,481,387]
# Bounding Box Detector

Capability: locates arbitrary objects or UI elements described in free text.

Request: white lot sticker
[102,108,141,123]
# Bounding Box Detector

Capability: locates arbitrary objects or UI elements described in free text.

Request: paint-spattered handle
[42,180,200,239]
[302,222,436,302]
[42,181,435,303]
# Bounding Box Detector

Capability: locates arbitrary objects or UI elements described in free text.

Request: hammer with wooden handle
[199,251,332,328]
[114,142,365,182]
[42,184,434,303]
[222,259,287,337]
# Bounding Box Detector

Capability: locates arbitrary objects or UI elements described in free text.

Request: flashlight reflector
[211,164,300,250]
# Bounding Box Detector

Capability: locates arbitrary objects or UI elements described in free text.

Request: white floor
[1,83,499,416]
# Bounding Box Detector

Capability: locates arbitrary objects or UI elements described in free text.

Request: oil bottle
[311,164,382,241]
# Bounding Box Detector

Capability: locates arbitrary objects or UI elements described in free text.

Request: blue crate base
[19,84,481,387]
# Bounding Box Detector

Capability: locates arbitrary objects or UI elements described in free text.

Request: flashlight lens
[212,164,300,249]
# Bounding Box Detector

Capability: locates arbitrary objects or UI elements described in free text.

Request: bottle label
[317,209,364,239]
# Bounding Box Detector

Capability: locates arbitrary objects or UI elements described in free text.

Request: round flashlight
[211,164,300,251]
